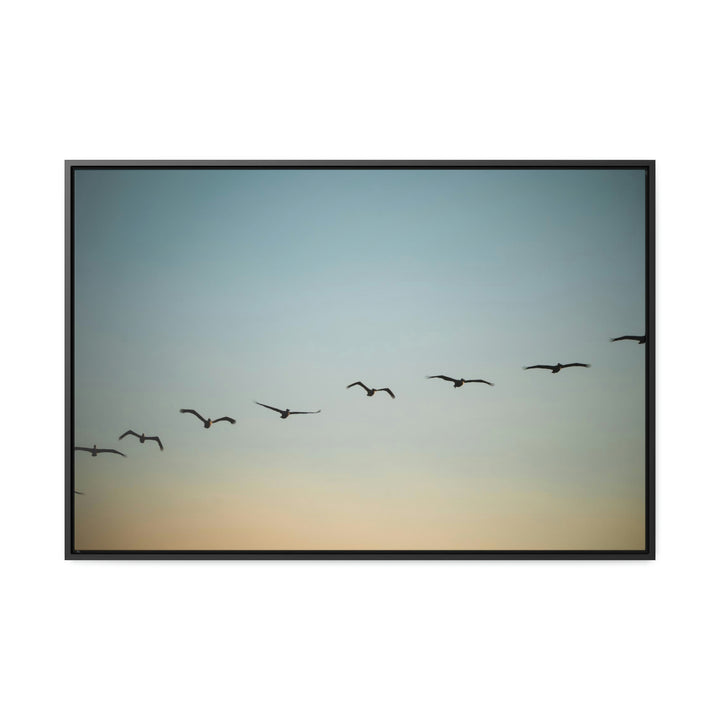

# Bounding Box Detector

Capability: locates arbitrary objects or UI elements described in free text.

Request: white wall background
[2,2,717,718]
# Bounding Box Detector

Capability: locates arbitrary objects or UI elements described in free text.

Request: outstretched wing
[561,363,591,368]
[211,416,236,424]
[180,409,207,423]
[377,388,395,398]
[347,381,370,392]
[255,402,283,414]
[74,490,85,495]
[74,446,92,453]
[288,410,321,415]
[119,429,140,440]
[465,379,494,386]
[147,436,164,450]
[96,448,127,457]
[611,335,644,342]
[426,375,456,382]
[524,365,554,370]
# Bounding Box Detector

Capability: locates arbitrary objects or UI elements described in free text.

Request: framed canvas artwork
[66,160,654,559]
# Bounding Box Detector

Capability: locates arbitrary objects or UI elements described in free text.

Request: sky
[73,167,646,551]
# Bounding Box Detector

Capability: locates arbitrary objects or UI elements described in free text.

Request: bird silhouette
[119,430,164,450]
[74,445,126,457]
[346,381,395,398]
[426,375,494,388]
[610,335,646,344]
[180,409,236,428]
[74,490,85,495]
[254,401,321,419]
[523,363,591,373]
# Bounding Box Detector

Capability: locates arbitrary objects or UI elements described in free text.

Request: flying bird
[346,381,395,398]
[523,363,591,373]
[74,445,126,457]
[610,335,646,344]
[180,409,236,428]
[426,375,494,388]
[254,401,321,419]
[119,430,164,450]
[74,490,85,495]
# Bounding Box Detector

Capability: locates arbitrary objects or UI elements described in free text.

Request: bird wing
[347,381,370,392]
[427,375,456,382]
[255,402,283,414]
[465,379,494,386]
[524,365,554,370]
[180,408,207,423]
[119,430,140,440]
[288,410,321,415]
[611,336,643,342]
[211,416,236,424]
[74,490,85,495]
[96,448,127,457]
[147,436,164,450]
[377,388,395,398]
[561,363,591,368]
[74,446,94,453]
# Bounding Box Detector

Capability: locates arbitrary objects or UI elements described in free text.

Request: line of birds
[73,334,644,472]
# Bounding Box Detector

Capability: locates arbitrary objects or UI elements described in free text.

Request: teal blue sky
[74,168,646,550]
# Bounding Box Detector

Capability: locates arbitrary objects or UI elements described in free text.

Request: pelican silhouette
[74,445,126,457]
[119,430,164,450]
[180,409,236,428]
[255,401,321,419]
[524,363,591,373]
[426,375,494,388]
[611,335,646,344]
[346,381,395,398]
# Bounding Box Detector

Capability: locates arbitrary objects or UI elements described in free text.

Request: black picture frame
[66,160,655,560]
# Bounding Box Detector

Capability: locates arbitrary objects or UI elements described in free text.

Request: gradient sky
[73,167,646,550]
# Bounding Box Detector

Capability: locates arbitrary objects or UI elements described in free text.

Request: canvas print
[68,162,652,557]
